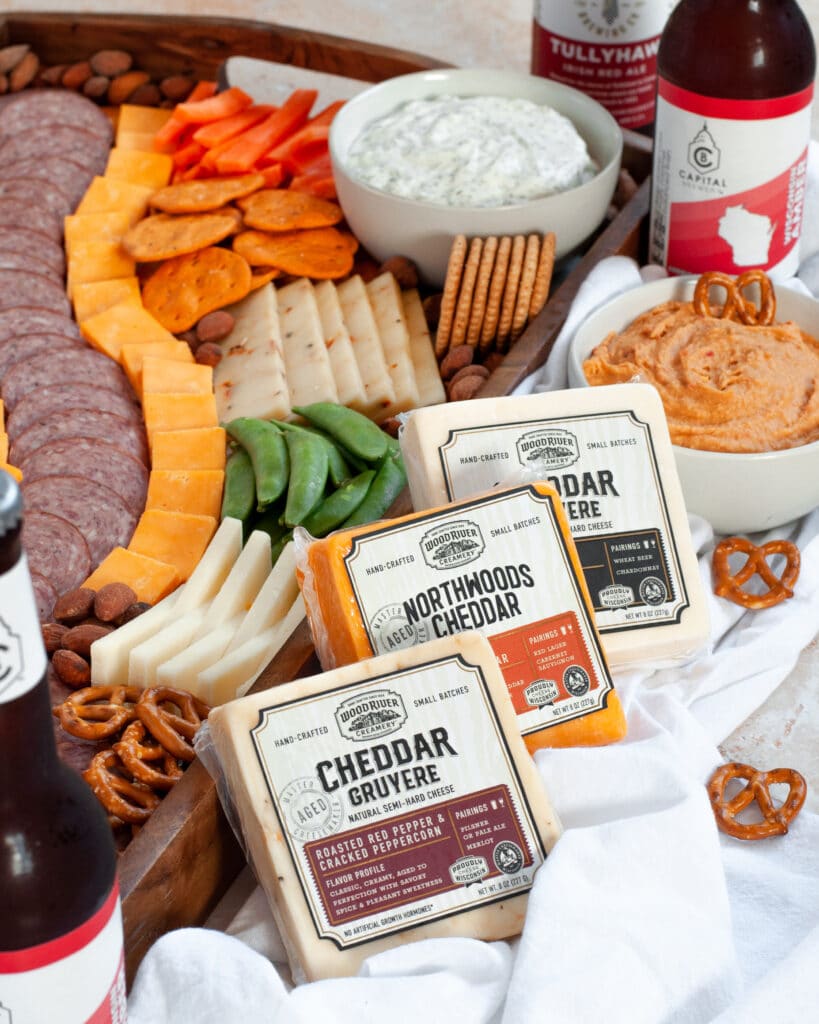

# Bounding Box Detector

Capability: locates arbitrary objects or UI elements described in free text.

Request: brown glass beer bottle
[0,471,127,1022]
[649,0,816,277]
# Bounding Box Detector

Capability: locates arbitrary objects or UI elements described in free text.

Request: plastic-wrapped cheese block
[399,384,709,669]
[202,631,562,982]
[297,481,625,751]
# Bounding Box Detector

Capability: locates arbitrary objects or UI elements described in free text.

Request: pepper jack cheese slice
[299,482,623,751]
[399,384,709,669]
[205,631,561,982]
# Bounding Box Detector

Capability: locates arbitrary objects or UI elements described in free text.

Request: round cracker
[435,234,467,357]
[529,232,556,320]
[496,235,526,353]
[122,210,240,262]
[450,237,483,349]
[510,234,541,343]
[150,173,265,214]
[142,246,252,332]
[479,236,512,355]
[466,236,498,348]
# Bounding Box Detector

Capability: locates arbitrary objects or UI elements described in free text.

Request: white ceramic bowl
[568,276,819,534]
[329,68,623,286]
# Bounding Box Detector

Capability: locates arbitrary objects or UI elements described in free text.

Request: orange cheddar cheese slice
[64,211,133,261]
[105,148,173,189]
[141,358,213,396]
[150,427,227,471]
[1,462,22,482]
[145,469,225,518]
[76,176,153,223]
[300,481,626,751]
[84,547,180,605]
[66,242,136,298]
[116,104,173,137]
[142,392,219,445]
[72,277,142,324]
[128,509,218,582]
[120,341,194,396]
[81,302,177,362]
[113,130,160,153]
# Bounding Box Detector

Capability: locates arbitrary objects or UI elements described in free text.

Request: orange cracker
[510,234,541,343]
[479,235,512,356]
[248,268,281,291]
[232,227,354,279]
[466,236,498,348]
[529,231,556,319]
[149,173,265,213]
[142,246,252,332]
[435,234,467,358]
[122,210,239,262]
[237,189,343,231]
[496,235,526,353]
[450,237,483,349]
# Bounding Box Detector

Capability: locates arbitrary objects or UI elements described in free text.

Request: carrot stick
[267,124,330,173]
[185,81,219,103]
[305,100,345,127]
[259,164,287,188]
[192,105,275,148]
[214,89,317,175]
[175,86,254,125]
[172,140,207,169]
[152,81,220,151]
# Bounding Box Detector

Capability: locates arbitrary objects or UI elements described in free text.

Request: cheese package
[298,481,624,750]
[201,630,562,981]
[399,384,709,668]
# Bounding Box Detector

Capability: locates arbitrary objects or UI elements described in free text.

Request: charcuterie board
[0,10,652,983]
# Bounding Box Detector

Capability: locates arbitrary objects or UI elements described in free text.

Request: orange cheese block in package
[298,482,625,751]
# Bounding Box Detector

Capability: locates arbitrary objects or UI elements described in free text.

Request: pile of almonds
[438,343,501,401]
[0,44,197,106]
[44,582,149,688]
[176,309,236,366]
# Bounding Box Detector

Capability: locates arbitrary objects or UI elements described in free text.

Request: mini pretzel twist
[53,684,143,741]
[707,762,807,840]
[114,720,184,791]
[136,686,211,762]
[712,536,800,610]
[83,748,161,825]
[692,270,776,326]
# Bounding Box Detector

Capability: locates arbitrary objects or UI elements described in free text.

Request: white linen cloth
[128,150,819,1024]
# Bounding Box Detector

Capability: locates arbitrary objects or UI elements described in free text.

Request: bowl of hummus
[568,275,819,533]
[329,68,622,285]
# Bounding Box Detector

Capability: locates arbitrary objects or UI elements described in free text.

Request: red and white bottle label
[649,78,814,278]
[0,555,47,706]
[0,885,127,1023]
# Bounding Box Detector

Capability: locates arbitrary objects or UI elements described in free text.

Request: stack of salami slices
[0,92,149,620]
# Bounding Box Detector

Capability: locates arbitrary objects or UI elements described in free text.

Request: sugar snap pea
[283,429,329,527]
[221,447,256,523]
[301,470,376,537]
[292,402,388,464]
[274,419,353,487]
[270,531,293,565]
[225,417,289,510]
[342,449,407,528]
[249,506,289,549]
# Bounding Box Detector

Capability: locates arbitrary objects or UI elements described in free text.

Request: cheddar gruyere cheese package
[198,631,562,982]
[295,481,626,752]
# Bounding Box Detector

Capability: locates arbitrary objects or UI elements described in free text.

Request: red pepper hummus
[583,300,819,453]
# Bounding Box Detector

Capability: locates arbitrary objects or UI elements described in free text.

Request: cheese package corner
[201,630,562,982]
[399,384,710,669]
[296,480,626,751]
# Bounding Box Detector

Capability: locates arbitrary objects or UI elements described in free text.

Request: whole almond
[89,48,133,77]
[40,64,68,86]
[422,293,442,327]
[160,74,195,101]
[63,623,113,658]
[196,310,235,346]
[483,351,504,374]
[52,649,91,689]
[439,344,475,380]
[128,82,162,107]
[42,622,68,654]
[10,51,39,92]
[0,44,30,75]
[448,375,485,402]
[195,342,223,367]
[61,61,93,91]
[53,587,96,624]
[378,256,419,290]
[380,417,401,439]
[107,70,150,105]
[449,363,490,387]
[115,601,152,626]
[83,74,110,100]
[94,582,137,622]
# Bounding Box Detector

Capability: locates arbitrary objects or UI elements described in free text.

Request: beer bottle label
[0,884,127,1023]
[649,78,814,277]
[0,554,47,706]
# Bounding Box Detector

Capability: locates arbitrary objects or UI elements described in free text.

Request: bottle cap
[0,470,22,537]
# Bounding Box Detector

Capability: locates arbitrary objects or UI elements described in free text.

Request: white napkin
[128,154,819,1024]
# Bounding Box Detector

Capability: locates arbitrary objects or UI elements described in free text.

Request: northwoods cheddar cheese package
[399,384,709,668]
[201,631,562,982]
[297,481,626,750]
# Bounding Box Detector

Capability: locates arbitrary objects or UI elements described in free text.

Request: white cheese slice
[90,590,179,685]
[277,277,339,410]
[128,607,207,688]
[226,541,299,653]
[199,529,272,632]
[214,284,291,423]
[365,272,420,417]
[336,275,395,421]
[402,287,446,408]
[399,383,710,668]
[156,614,243,693]
[173,516,244,615]
[313,280,368,412]
[206,630,561,982]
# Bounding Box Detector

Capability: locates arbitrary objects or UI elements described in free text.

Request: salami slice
[19,438,148,510]
[22,476,138,567]
[7,384,142,441]
[0,126,110,176]
[0,157,95,212]
[0,199,61,241]
[1,347,134,411]
[9,411,148,467]
[0,333,83,380]
[0,178,73,220]
[0,91,114,144]
[31,570,57,622]
[0,270,71,316]
[0,231,66,275]
[0,249,63,284]
[22,509,92,594]
[0,306,79,343]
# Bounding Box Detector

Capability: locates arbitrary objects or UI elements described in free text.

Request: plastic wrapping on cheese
[296,481,625,751]
[198,630,562,982]
[399,384,710,669]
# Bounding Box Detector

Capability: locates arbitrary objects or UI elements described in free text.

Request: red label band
[0,883,119,973]
[658,78,814,120]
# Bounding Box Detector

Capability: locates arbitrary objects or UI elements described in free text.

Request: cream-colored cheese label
[250,652,547,948]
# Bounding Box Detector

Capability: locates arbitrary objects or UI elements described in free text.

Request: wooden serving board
[0,10,652,983]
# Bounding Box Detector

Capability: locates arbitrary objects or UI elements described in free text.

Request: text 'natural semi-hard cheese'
[204,631,562,982]
[399,384,709,668]
[298,482,625,750]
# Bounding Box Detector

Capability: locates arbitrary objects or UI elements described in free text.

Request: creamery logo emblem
[516,428,579,472]
[420,519,485,570]
[688,123,721,174]
[0,618,23,701]
[334,689,408,741]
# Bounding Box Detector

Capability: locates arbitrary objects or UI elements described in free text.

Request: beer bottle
[649,0,816,277]
[0,471,127,1022]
